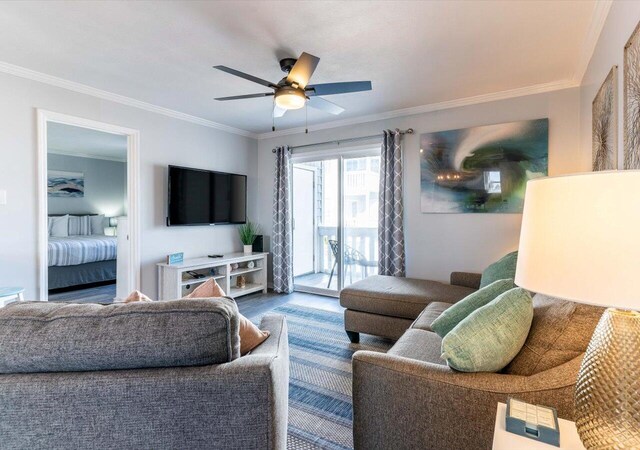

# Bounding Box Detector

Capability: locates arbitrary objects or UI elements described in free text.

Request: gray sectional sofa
[0,298,289,450]
[348,279,604,450]
[340,272,482,342]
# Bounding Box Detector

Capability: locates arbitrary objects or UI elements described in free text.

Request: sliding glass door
[292,149,379,296]
[341,155,380,289]
[292,158,339,295]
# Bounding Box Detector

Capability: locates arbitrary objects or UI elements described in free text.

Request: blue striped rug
[253,304,392,450]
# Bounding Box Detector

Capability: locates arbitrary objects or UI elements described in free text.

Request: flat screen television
[167,165,247,226]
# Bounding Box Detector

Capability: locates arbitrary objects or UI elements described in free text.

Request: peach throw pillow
[185,279,270,355]
[123,290,153,303]
[185,278,226,298]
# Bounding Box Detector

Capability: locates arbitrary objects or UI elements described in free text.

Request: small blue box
[166,252,184,265]
[506,397,560,447]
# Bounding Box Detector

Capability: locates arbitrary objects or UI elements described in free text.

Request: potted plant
[238,221,260,254]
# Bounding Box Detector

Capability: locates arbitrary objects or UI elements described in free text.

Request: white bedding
[48,235,117,267]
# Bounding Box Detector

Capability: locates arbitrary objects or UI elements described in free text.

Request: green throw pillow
[431,279,516,338]
[480,251,518,288]
[441,287,533,373]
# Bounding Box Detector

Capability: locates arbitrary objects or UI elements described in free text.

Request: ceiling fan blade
[286,52,320,89]
[273,105,287,118]
[307,96,345,115]
[214,92,274,101]
[306,81,372,96]
[213,65,278,89]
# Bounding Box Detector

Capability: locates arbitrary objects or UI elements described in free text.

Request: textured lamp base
[575,308,640,449]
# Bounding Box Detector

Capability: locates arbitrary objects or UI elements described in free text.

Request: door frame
[36,109,141,301]
[290,144,380,297]
[292,164,317,278]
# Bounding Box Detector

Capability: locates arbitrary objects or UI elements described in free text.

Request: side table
[0,287,25,308]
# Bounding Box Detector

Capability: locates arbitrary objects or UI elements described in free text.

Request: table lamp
[515,171,640,449]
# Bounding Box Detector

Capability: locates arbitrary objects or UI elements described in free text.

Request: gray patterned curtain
[378,130,405,277]
[272,146,293,293]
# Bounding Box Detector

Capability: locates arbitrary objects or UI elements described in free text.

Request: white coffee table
[493,403,585,450]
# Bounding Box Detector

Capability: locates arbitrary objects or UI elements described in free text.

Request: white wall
[0,72,257,299]
[256,88,581,284]
[580,1,640,168]
[48,154,127,216]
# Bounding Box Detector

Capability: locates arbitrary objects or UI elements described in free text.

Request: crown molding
[573,0,613,84]
[257,79,578,139]
[0,61,258,139]
[48,148,127,163]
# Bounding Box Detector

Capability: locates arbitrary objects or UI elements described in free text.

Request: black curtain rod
[272,128,414,153]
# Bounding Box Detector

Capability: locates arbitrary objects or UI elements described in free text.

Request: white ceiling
[0,1,599,135]
[47,122,127,161]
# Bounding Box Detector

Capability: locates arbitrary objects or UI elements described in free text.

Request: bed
[48,234,118,290]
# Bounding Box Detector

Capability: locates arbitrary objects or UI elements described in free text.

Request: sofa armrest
[0,314,289,450]
[352,351,581,450]
[450,271,482,289]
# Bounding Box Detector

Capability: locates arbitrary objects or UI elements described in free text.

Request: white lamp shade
[515,171,640,310]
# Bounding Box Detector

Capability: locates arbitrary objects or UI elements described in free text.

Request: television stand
[157,252,268,300]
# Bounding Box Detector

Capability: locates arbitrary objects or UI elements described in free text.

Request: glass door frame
[291,144,381,297]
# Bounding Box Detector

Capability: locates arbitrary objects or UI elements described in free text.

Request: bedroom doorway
[37,110,140,302]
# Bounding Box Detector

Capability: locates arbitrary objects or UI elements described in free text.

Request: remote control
[208,254,223,258]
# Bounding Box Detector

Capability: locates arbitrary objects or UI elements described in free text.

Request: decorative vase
[575,308,640,448]
[236,275,246,289]
[243,244,252,254]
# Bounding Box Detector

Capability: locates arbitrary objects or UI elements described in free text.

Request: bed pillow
[431,278,516,338]
[68,215,91,236]
[90,214,106,235]
[50,215,69,237]
[185,279,270,355]
[441,287,533,372]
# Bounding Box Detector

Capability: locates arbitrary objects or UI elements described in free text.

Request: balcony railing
[316,225,378,274]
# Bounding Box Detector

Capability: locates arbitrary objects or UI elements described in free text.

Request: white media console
[157,252,268,300]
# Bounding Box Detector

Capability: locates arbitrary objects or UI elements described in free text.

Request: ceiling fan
[213,52,372,124]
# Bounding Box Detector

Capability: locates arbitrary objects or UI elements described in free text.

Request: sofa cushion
[431,279,515,337]
[185,279,270,355]
[503,294,604,376]
[411,302,452,332]
[441,288,533,372]
[340,275,475,320]
[0,298,241,374]
[480,251,518,288]
[388,329,446,366]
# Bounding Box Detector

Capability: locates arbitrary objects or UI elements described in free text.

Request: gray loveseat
[0,298,289,450]
[351,293,604,450]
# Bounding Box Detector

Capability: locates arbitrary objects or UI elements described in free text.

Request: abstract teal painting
[48,170,84,197]
[420,119,548,213]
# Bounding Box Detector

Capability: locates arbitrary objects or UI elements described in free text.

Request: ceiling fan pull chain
[272,98,276,132]
[305,102,308,134]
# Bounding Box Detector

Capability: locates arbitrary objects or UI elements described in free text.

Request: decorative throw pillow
[90,214,106,235]
[185,278,227,299]
[68,215,92,236]
[123,290,153,303]
[480,251,518,288]
[50,215,69,237]
[441,287,533,372]
[431,278,515,338]
[185,279,269,355]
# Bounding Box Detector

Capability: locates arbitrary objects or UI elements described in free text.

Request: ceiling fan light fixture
[274,87,306,110]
